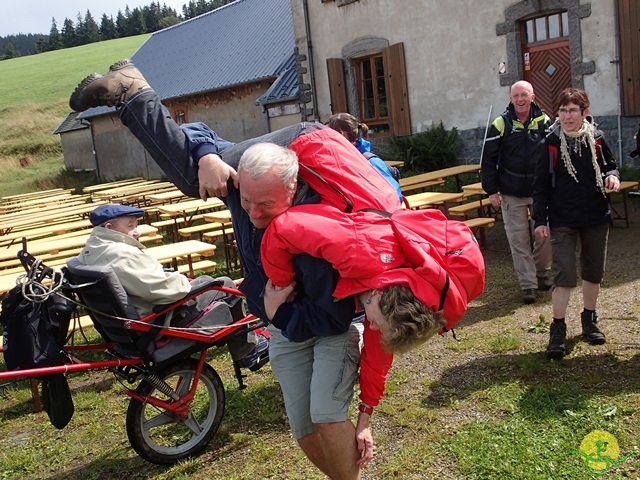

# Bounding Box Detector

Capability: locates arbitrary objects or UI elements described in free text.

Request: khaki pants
[501,194,552,290]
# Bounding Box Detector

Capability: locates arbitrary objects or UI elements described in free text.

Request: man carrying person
[70,60,382,479]
[481,80,553,304]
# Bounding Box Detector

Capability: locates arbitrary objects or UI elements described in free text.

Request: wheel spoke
[182,411,205,435]
[174,371,194,397]
[143,410,174,430]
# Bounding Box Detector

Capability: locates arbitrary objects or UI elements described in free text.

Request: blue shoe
[236,334,269,371]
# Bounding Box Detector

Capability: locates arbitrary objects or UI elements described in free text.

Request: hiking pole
[479,105,493,166]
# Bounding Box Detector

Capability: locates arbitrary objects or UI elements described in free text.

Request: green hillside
[0,35,149,196]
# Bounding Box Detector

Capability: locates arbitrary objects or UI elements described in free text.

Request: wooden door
[523,41,571,115]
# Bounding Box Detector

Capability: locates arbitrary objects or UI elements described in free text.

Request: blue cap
[90,204,145,226]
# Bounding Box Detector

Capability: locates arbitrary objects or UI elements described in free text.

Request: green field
[0,35,149,197]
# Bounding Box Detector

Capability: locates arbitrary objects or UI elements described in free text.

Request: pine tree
[47,18,62,51]
[2,43,20,60]
[115,10,127,38]
[99,14,117,40]
[61,18,77,48]
[81,10,101,44]
[128,8,147,36]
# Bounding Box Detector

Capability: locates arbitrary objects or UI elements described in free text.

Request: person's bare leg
[552,286,572,318]
[297,431,331,476]
[582,280,600,310]
[315,421,361,480]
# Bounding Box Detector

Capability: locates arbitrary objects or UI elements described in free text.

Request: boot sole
[109,59,134,72]
[69,73,101,111]
[546,349,565,360]
[584,336,606,346]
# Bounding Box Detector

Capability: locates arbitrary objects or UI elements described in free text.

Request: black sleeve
[532,139,552,228]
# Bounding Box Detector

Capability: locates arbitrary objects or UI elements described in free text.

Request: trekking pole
[479,105,493,166]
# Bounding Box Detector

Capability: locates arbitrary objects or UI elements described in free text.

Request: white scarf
[559,119,605,195]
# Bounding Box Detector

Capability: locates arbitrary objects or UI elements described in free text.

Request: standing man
[70,60,384,479]
[481,80,553,304]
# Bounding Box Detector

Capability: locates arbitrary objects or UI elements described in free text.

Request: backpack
[288,128,401,213]
[371,208,485,331]
[264,126,486,332]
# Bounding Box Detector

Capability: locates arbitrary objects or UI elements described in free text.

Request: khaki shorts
[267,322,362,439]
[551,222,609,287]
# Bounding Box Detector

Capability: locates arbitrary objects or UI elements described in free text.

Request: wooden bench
[607,180,639,228]
[448,199,491,218]
[178,222,227,241]
[464,217,495,247]
[177,260,217,275]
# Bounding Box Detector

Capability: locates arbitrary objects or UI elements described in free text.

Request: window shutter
[618,0,640,115]
[327,58,348,114]
[383,43,411,136]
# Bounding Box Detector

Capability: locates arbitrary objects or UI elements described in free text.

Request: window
[523,12,569,44]
[354,54,389,135]
[327,42,411,137]
[171,105,188,125]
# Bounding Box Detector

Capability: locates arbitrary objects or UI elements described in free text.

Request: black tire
[125,359,225,465]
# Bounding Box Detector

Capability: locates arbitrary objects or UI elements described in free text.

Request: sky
[0,0,190,37]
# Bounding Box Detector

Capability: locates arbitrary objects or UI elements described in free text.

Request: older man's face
[238,167,295,229]
[510,83,535,120]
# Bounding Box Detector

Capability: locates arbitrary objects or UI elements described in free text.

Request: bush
[379,121,461,173]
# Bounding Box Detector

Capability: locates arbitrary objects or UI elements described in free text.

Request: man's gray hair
[238,142,299,188]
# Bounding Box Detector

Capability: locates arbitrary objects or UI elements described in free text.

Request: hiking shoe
[236,333,269,371]
[537,276,554,291]
[581,310,606,345]
[522,288,536,304]
[69,59,149,112]
[546,321,566,360]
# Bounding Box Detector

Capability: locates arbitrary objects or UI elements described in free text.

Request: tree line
[1,0,235,60]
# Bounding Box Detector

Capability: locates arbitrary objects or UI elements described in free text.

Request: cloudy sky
[0,0,189,37]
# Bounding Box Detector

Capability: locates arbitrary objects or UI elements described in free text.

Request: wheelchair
[0,247,269,465]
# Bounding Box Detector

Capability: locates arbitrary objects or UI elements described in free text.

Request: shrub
[379,121,461,173]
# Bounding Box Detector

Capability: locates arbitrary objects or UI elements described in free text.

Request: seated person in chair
[76,203,268,368]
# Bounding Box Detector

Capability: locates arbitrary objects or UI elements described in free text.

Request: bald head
[510,81,536,122]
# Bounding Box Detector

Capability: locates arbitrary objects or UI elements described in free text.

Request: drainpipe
[302,0,320,120]
[82,119,101,179]
[262,104,271,133]
[612,2,623,166]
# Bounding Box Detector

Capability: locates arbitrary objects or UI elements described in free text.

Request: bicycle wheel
[125,358,225,465]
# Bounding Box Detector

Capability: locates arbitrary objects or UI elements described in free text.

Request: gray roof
[256,52,298,105]
[79,0,295,119]
[53,111,90,135]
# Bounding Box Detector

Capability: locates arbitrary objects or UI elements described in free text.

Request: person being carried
[76,203,268,368]
[532,88,620,360]
[481,80,553,304]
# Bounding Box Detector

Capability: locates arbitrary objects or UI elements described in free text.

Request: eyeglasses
[558,107,582,115]
[511,93,531,100]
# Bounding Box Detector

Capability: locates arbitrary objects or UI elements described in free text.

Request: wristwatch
[358,403,374,415]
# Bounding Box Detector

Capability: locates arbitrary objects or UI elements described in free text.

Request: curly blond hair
[378,285,446,354]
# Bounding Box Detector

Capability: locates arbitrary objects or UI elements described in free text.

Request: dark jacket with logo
[481,102,550,197]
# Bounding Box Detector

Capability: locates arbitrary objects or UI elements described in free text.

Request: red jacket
[262,204,477,406]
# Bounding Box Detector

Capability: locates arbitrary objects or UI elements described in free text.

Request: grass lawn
[1,207,640,479]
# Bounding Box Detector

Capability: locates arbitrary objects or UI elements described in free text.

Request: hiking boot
[537,275,554,291]
[69,59,149,112]
[236,333,270,371]
[522,288,536,304]
[581,310,606,345]
[546,321,566,360]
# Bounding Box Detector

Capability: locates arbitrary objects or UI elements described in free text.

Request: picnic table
[400,164,480,193]
[157,198,225,225]
[91,181,173,203]
[403,191,465,214]
[203,210,237,272]
[82,178,147,196]
[0,202,106,236]
[1,188,74,204]
[0,219,93,248]
[385,160,404,168]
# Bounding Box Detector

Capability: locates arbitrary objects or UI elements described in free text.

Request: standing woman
[532,88,621,360]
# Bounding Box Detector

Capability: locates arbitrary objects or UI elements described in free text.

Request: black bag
[0,285,74,371]
[41,373,75,429]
